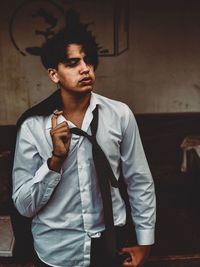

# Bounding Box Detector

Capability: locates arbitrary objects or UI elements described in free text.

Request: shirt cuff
[33,161,61,187]
[135,228,155,245]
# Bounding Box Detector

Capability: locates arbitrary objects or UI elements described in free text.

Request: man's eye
[65,59,79,67]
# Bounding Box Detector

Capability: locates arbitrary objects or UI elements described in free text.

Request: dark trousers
[34,225,136,267]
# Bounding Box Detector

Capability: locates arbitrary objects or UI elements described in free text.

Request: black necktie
[70,106,118,261]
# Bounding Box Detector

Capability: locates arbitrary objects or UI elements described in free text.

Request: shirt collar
[45,92,101,130]
[88,92,101,113]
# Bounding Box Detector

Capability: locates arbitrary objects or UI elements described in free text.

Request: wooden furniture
[0,216,15,257]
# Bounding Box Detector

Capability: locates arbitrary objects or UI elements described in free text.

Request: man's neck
[60,89,92,127]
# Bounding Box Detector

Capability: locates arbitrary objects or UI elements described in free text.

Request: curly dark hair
[40,13,99,70]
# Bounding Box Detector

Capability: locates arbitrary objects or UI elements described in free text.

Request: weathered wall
[97,0,200,113]
[0,0,200,124]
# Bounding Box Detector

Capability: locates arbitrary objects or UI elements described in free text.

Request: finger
[53,110,63,116]
[51,133,71,148]
[56,132,71,140]
[51,110,64,129]
[120,248,136,267]
[50,125,70,139]
[51,121,69,131]
[51,115,58,129]
[63,134,71,146]
[51,130,70,138]
[51,130,69,139]
[123,253,137,267]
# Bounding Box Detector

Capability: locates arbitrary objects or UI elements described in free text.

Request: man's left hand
[120,245,151,267]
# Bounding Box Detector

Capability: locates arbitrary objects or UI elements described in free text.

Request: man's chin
[70,87,93,97]
[79,85,94,94]
[61,85,94,96]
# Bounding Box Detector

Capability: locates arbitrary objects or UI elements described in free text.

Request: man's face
[50,44,95,95]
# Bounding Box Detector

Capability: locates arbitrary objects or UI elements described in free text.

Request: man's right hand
[50,110,71,157]
[48,110,71,172]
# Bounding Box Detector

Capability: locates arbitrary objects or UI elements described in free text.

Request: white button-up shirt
[12,92,156,267]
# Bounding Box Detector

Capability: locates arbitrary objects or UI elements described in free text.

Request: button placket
[77,143,91,231]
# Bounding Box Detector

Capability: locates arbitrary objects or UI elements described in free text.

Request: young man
[12,25,156,267]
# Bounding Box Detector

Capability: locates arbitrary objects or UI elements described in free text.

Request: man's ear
[48,68,59,83]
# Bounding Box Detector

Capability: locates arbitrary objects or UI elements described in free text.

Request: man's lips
[79,77,93,84]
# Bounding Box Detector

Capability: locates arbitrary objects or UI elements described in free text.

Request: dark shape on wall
[9,0,129,57]
[25,47,42,56]
[25,7,59,55]
[9,0,65,56]
[32,7,57,29]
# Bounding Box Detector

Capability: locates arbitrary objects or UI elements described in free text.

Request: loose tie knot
[70,127,118,188]
[70,127,95,143]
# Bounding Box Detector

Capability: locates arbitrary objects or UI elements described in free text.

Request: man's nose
[80,60,90,74]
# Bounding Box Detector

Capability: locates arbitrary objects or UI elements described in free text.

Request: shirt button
[83,209,86,213]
